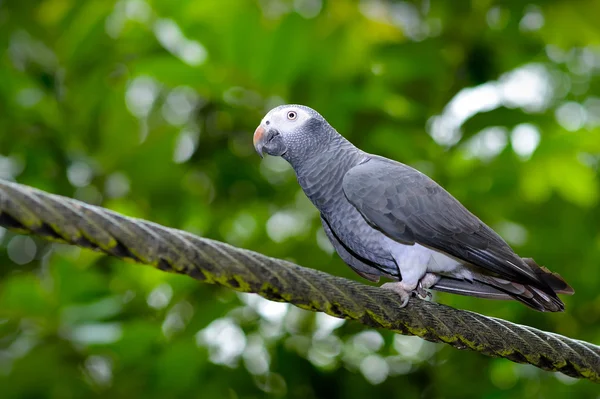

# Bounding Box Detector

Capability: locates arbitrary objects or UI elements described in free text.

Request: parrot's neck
[289,135,366,213]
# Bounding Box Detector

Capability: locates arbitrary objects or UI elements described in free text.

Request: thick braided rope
[0,180,598,382]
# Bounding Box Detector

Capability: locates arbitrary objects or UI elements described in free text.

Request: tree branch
[0,179,598,382]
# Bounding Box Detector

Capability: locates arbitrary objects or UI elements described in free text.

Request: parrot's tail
[431,258,574,312]
[523,257,574,295]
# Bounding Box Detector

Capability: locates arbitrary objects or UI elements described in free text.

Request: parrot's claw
[415,282,431,299]
[415,273,439,299]
[381,282,412,307]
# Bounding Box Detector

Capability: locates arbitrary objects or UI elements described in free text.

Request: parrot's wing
[320,215,382,282]
[342,156,543,286]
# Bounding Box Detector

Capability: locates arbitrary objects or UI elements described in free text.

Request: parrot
[252,104,574,311]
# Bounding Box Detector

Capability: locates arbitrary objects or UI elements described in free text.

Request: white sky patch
[243,334,271,375]
[125,76,159,118]
[584,97,600,128]
[162,300,194,338]
[486,7,509,30]
[577,152,599,169]
[261,156,290,174]
[313,312,345,339]
[154,19,207,66]
[125,0,152,22]
[180,41,206,66]
[162,86,199,126]
[9,30,58,71]
[173,129,199,163]
[386,356,413,376]
[16,87,43,108]
[69,323,123,345]
[104,172,131,198]
[257,298,289,324]
[308,335,342,368]
[511,123,541,159]
[499,64,554,112]
[260,155,293,184]
[0,155,25,180]
[106,0,153,38]
[84,355,113,388]
[67,161,93,187]
[359,0,388,22]
[352,330,384,353]
[238,293,289,324]
[429,64,553,147]
[5,332,38,360]
[390,2,427,41]
[7,236,37,265]
[566,47,600,75]
[546,45,568,64]
[495,221,529,247]
[449,83,502,120]
[554,371,579,385]
[294,0,322,19]
[360,354,389,385]
[282,306,312,336]
[519,5,544,32]
[394,334,425,358]
[555,102,587,131]
[463,126,508,161]
[196,318,247,367]
[393,335,438,362]
[429,83,501,146]
[146,283,173,310]
[225,212,258,245]
[264,96,286,112]
[316,228,335,254]
[359,0,430,41]
[266,210,309,242]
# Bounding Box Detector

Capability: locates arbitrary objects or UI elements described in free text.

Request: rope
[0,179,598,382]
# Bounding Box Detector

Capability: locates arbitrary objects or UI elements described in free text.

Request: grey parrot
[253,104,574,311]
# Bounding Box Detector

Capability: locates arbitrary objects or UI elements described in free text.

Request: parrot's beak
[253,125,287,158]
[253,125,266,158]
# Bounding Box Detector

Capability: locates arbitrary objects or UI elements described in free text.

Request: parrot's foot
[382,273,440,306]
[381,282,415,307]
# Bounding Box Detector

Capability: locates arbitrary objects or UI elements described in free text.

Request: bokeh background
[1,0,600,397]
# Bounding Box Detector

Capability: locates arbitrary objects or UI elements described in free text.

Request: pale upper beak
[253,125,266,157]
[253,124,287,158]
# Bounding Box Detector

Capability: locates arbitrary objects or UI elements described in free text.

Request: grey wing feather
[320,215,382,282]
[432,277,513,300]
[342,156,547,288]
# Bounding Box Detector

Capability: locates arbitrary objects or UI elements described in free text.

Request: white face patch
[262,106,311,137]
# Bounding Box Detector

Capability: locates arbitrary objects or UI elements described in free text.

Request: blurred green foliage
[1,0,600,397]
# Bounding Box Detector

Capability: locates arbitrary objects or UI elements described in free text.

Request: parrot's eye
[287,111,297,120]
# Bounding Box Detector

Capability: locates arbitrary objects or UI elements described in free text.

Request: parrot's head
[253,104,333,161]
